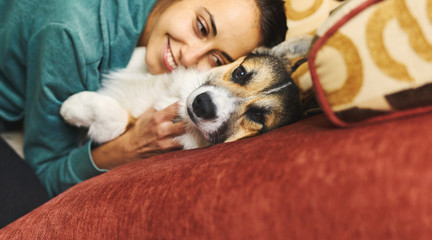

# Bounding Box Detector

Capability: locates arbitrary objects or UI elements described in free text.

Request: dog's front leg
[60,91,130,144]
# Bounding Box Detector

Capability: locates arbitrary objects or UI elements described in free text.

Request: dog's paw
[87,115,129,144]
[60,92,99,127]
[60,91,130,143]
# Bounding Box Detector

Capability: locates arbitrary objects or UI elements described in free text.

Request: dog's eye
[246,107,267,125]
[232,65,250,85]
[251,112,265,123]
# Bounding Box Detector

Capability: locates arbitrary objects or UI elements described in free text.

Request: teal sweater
[0,0,156,197]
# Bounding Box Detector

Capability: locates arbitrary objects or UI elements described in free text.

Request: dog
[60,36,312,149]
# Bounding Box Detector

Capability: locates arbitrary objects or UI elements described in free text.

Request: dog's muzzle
[185,85,236,141]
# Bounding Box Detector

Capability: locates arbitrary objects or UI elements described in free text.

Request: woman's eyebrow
[203,8,217,36]
[203,8,234,63]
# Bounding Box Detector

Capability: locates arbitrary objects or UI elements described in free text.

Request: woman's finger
[154,102,180,122]
[156,121,186,138]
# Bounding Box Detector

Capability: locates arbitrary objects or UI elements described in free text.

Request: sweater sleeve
[24,23,107,198]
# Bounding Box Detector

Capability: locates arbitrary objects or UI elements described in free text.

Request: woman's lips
[163,37,178,72]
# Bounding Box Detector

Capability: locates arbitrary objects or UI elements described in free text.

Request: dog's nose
[192,92,216,119]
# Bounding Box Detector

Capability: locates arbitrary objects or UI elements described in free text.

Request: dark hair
[255,0,288,47]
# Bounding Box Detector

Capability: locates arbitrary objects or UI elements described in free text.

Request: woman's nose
[179,43,207,68]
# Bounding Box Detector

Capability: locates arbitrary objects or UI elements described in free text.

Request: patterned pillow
[284,0,344,115]
[308,0,432,126]
[285,0,344,38]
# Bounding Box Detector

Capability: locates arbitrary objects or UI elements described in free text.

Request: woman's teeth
[167,48,177,70]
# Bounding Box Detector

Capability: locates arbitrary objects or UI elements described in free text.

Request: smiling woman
[140,0,288,74]
[0,0,286,227]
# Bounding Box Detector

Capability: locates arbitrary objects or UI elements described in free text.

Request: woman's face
[144,0,261,75]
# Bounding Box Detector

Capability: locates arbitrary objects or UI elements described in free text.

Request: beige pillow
[285,0,344,38]
[307,0,432,126]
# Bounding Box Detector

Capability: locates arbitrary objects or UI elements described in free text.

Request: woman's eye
[212,55,223,66]
[196,17,208,37]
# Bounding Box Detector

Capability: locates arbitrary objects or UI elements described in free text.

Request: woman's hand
[91,102,186,170]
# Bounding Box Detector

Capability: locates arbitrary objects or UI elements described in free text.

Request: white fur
[60,48,228,149]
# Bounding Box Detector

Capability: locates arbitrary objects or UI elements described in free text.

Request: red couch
[1,111,431,239]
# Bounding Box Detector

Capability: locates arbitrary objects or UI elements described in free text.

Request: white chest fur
[60,47,209,149]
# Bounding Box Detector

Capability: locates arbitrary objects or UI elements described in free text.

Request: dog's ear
[270,35,314,72]
[271,35,313,62]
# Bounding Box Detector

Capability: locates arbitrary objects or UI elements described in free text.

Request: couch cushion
[309,0,432,126]
[1,112,432,239]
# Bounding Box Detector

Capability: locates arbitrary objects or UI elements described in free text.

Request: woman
[0,0,287,226]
